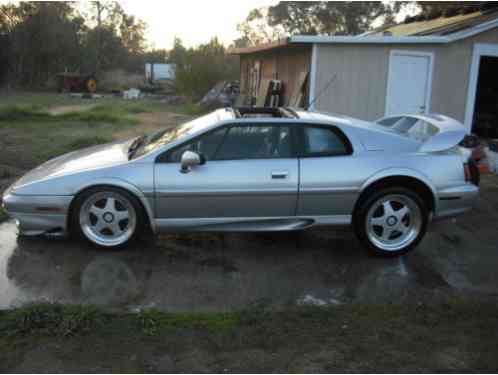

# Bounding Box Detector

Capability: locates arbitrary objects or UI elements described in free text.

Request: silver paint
[1,108,478,245]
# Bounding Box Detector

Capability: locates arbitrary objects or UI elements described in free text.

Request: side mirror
[180,151,205,173]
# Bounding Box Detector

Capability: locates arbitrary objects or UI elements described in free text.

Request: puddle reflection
[0,220,458,311]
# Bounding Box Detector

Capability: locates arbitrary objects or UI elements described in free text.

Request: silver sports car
[1,107,479,256]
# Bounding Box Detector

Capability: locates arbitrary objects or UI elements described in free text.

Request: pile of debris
[199,81,240,108]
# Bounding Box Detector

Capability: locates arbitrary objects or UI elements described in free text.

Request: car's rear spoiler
[376,114,469,152]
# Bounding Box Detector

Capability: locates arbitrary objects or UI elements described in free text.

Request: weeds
[0,206,8,222]
[174,103,208,116]
[0,104,139,125]
[0,105,50,122]
[0,303,108,337]
[65,136,112,150]
[135,309,238,335]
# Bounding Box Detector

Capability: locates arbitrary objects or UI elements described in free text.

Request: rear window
[301,126,352,157]
[377,117,438,142]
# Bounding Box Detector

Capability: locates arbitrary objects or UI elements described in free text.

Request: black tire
[70,186,146,249]
[353,187,429,257]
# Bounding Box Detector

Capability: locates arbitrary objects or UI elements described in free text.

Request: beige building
[231,9,498,137]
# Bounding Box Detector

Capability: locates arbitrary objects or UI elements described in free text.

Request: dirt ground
[2,175,498,311]
[47,103,98,115]
[1,300,497,373]
[1,104,498,311]
[2,99,498,372]
[0,102,192,195]
[1,177,498,372]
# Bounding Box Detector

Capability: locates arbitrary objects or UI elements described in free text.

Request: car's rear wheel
[354,187,428,256]
[72,187,144,248]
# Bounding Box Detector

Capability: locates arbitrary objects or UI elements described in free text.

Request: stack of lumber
[256,79,283,107]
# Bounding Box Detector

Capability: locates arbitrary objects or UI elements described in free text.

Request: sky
[119,0,279,49]
[1,0,414,50]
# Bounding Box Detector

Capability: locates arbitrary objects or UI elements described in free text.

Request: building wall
[239,45,311,106]
[313,27,498,123]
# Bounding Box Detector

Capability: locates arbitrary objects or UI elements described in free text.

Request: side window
[302,126,351,156]
[167,127,227,162]
[214,125,292,160]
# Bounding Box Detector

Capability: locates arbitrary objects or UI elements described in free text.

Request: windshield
[130,111,220,159]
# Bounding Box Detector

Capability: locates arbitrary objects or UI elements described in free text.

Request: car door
[296,124,358,218]
[154,122,298,219]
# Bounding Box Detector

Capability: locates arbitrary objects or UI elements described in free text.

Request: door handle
[271,171,288,179]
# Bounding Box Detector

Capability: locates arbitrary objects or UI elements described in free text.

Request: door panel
[154,159,298,218]
[297,156,362,216]
[386,52,432,115]
[296,124,359,217]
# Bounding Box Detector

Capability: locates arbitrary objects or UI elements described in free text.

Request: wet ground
[1,175,498,312]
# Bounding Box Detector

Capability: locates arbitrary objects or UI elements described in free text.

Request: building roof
[230,8,498,55]
[364,8,498,37]
[229,39,291,55]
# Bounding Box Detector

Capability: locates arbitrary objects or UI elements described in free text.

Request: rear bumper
[434,184,479,220]
[1,192,72,236]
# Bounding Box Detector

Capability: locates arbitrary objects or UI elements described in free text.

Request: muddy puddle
[2,217,495,312]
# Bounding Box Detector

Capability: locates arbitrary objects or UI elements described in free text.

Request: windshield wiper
[128,135,146,159]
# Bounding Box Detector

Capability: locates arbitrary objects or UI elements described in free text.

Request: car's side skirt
[154,215,352,232]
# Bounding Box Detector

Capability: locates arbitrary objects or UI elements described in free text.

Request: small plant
[66,136,112,150]
[0,303,107,337]
[136,309,162,336]
[126,104,149,114]
[0,105,50,121]
[0,206,8,222]
[59,110,137,125]
[134,309,238,336]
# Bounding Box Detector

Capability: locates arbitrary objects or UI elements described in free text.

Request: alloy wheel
[365,194,422,252]
[79,191,137,247]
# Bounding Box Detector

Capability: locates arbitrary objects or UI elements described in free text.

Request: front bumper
[434,183,479,220]
[1,192,73,236]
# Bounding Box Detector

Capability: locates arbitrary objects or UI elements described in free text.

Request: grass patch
[0,92,93,109]
[65,136,112,151]
[59,111,136,125]
[0,105,51,122]
[0,206,7,222]
[0,104,138,125]
[172,103,210,116]
[0,92,210,172]
[0,303,109,338]
[0,300,498,372]
[135,309,238,335]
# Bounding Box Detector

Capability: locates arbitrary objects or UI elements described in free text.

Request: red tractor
[56,72,98,93]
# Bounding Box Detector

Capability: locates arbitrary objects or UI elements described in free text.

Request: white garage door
[385,51,433,116]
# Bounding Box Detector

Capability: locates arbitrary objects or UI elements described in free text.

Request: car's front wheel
[354,187,428,256]
[72,187,144,248]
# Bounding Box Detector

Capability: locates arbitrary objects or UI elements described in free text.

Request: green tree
[171,38,239,99]
[235,8,285,47]
[6,2,86,86]
[236,1,401,44]
[1,1,150,88]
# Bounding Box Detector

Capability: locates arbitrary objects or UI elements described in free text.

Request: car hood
[11,140,131,190]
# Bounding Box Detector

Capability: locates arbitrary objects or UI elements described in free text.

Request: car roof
[229,107,375,127]
[224,107,396,136]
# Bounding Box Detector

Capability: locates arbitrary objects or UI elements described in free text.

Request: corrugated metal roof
[230,8,498,55]
[367,9,498,37]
